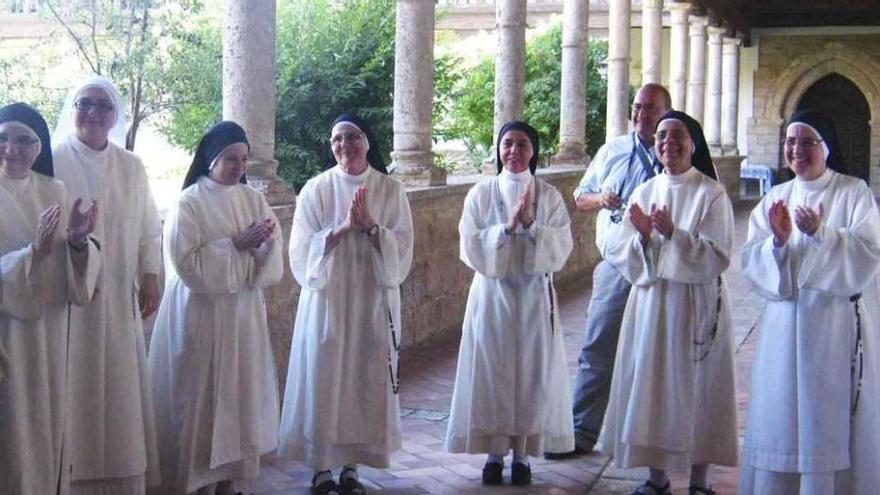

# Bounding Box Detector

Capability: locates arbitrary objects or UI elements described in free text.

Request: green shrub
[436,25,608,167]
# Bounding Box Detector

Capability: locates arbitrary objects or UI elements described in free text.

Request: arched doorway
[795,73,871,181]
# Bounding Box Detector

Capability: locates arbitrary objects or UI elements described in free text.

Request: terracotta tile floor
[205,200,763,495]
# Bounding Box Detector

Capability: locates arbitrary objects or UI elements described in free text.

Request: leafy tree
[435,25,608,167]
[43,0,205,150]
[273,0,396,191]
[0,47,66,127]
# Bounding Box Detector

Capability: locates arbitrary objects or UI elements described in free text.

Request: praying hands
[505,187,534,234]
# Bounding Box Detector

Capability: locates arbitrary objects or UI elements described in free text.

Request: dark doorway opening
[794,73,871,182]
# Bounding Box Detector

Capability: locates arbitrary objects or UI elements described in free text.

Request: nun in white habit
[445,121,575,487]
[599,111,738,495]
[0,102,99,495]
[738,110,880,495]
[148,121,283,495]
[52,75,163,495]
[279,113,413,495]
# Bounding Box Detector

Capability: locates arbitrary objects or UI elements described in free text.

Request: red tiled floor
[217,200,765,495]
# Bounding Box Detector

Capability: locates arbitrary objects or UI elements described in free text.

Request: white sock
[512,452,529,466]
[341,465,359,481]
[313,470,333,486]
[487,453,504,465]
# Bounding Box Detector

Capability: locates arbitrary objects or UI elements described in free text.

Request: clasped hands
[629,203,674,243]
[34,198,98,263]
[768,200,823,247]
[505,188,534,234]
[339,186,377,235]
[233,218,276,252]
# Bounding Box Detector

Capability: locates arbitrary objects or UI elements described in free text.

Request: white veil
[53,75,128,148]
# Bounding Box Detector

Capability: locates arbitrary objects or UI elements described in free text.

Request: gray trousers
[571,260,632,449]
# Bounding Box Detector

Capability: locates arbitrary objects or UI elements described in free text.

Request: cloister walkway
[228,200,763,495]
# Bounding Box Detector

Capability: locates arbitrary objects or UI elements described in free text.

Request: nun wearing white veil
[52,75,163,495]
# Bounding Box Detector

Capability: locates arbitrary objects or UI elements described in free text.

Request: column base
[391,150,448,186]
[713,154,744,202]
[246,158,296,207]
[709,144,724,156]
[551,145,589,166]
[722,144,740,156]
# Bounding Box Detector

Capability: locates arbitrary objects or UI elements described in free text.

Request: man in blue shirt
[564,83,671,455]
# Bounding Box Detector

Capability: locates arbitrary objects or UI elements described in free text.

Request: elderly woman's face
[0,122,41,178]
[209,142,248,186]
[655,119,693,175]
[331,122,369,175]
[500,130,533,174]
[784,123,826,181]
[74,86,116,145]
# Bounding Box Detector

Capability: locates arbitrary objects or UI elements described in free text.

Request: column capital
[688,15,710,28]
[707,25,727,38]
[668,1,692,13]
[723,36,742,48]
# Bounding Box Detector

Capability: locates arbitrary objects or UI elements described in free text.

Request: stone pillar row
[641,0,664,86]
[721,36,741,154]
[668,1,691,111]
[686,14,708,124]
[705,26,725,154]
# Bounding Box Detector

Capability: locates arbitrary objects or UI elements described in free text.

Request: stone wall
[261,165,600,389]
[746,33,880,191]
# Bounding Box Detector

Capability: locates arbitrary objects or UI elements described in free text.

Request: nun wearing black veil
[738,110,880,495]
[598,111,738,495]
[147,121,283,495]
[0,103,99,495]
[445,121,574,487]
[278,113,413,495]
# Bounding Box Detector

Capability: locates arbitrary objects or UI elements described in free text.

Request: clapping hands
[629,203,674,243]
[768,200,823,247]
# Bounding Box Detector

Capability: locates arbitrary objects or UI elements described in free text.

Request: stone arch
[761,44,880,190]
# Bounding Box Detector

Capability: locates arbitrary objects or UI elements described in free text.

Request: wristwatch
[362,225,379,237]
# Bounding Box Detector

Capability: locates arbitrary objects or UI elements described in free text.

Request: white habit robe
[738,169,880,495]
[0,171,100,495]
[599,166,738,471]
[279,165,414,470]
[445,169,575,456]
[53,135,163,494]
[148,177,283,493]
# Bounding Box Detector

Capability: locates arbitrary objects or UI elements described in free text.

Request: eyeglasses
[654,130,688,143]
[330,132,364,145]
[782,137,823,149]
[632,103,660,115]
[74,98,114,114]
[0,134,39,147]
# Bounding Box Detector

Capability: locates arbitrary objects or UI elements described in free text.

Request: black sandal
[311,471,341,495]
[339,468,366,495]
[689,486,716,495]
[511,462,531,486]
[632,480,672,495]
[481,461,503,485]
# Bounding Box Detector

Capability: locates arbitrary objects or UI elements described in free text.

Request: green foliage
[435,24,608,166]
[0,48,66,128]
[274,0,396,191]
[157,17,223,151]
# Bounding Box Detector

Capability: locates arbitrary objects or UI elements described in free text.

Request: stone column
[641,0,663,85]
[485,0,527,173]
[686,15,708,124]
[721,36,741,154]
[391,0,445,186]
[605,0,631,141]
[668,1,691,111]
[552,0,589,165]
[705,25,724,154]
[222,0,296,396]
[222,0,292,206]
